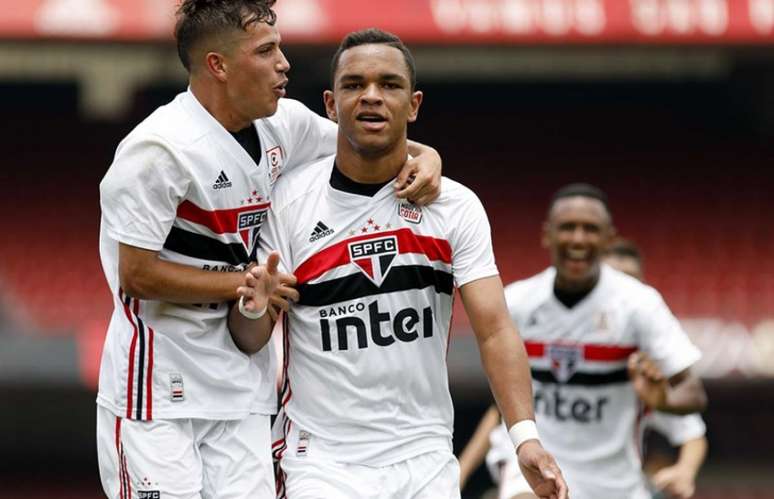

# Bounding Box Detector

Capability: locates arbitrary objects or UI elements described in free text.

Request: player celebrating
[458,184,707,499]
[232,29,568,499]
[96,1,442,497]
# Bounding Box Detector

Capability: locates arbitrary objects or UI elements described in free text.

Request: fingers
[278,271,297,287]
[394,160,417,191]
[266,251,280,275]
[269,286,300,313]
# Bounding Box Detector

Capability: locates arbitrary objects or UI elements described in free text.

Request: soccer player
[457,183,707,499]
[605,239,708,499]
[96,1,443,497]
[232,29,568,499]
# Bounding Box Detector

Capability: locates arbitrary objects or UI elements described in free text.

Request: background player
[233,28,568,499]
[458,183,707,499]
[96,1,442,497]
[605,239,708,499]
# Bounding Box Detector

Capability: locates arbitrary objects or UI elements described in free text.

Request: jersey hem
[456,267,499,288]
[104,226,165,252]
[97,397,253,421]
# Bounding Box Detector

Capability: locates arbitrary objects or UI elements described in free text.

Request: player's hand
[237,251,283,315]
[268,271,299,314]
[394,147,441,205]
[517,440,569,499]
[652,464,697,499]
[628,352,668,409]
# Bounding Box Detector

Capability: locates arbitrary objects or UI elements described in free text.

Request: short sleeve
[647,412,707,446]
[633,289,702,378]
[99,138,190,251]
[273,99,337,174]
[447,186,499,288]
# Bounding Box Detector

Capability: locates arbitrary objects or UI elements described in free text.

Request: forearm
[228,305,275,355]
[459,405,500,488]
[661,373,707,414]
[407,139,435,158]
[478,326,535,427]
[122,258,246,303]
[675,437,708,476]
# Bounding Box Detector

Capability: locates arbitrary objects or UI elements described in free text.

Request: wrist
[509,419,540,453]
[238,296,267,320]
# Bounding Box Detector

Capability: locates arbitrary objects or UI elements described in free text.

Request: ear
[205,51,229,83]
[323,90,338,122]
[602,224,617,251]
[407,90,423,123]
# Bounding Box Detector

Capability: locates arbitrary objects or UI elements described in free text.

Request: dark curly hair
[175,0,277,72]
[330,28,417,90]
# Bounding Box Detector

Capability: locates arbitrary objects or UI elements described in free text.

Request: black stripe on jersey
[297,265,453,306]
[164,226,249,265]
[135,315,147,420]
[531,367,630,386]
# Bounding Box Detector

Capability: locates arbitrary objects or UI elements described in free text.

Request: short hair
[175,0,277,72]
[330,28,417,90]
[548,183,611,221]
[606,238,642,262]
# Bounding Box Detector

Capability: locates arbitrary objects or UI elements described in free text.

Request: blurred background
[1,0,773,497]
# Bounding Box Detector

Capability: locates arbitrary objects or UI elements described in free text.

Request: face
[603,254,643,281]
[219,21,290,121]
[543,196,614,289]
[324,44,422,156]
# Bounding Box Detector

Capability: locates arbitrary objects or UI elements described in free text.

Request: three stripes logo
[309,221,335,242]
[213,170,232,190]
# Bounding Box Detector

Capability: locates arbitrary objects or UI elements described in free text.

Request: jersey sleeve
[633,288,702,379]
[647,412,707,446]
[446,184,499,288]
[99,138,190,251]
[273,99,337,175]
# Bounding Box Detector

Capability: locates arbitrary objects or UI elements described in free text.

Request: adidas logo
[213,171,232,189]
[309,221,335,242]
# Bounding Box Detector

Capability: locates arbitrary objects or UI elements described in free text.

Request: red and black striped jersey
[98,90,336,421]
[260,156,499,466]
[502,265,701,499]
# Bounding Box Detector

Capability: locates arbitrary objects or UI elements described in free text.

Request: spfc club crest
[237,208,268,252]
[547,344,582,383]
[348,235,398,286]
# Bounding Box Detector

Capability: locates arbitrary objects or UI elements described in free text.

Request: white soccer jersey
[98,90,336,421]
[260,157,498,467]
[503,265,701,499]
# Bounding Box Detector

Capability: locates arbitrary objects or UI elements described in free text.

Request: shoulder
[504,268,553,311]
[602,264,664,309]
[124,93,208,151]
[261,98,316,130]
[435,177,482,206]
[271,154,334,212]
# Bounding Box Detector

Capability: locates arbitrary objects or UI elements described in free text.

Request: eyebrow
[338,73,407,83]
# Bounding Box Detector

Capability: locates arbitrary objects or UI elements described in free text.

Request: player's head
[604,238,644,281]
[324,28,423,158]
[543,183,616,290]
[175,0,289,120]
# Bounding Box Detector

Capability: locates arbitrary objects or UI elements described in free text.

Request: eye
[383,82,400,89]
[342,82,361,90]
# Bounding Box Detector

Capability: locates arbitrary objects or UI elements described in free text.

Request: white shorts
[276,423,459,499]
[97,405,274,499]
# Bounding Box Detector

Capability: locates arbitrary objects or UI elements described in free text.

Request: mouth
[561,248,594,272]
[273,80,288,98]
[356,112,387,131]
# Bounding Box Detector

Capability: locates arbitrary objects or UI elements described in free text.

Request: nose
[569,226,587,244]
[360,83,383,105]
[277,49,290,73]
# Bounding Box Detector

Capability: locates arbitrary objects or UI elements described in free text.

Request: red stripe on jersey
[294,228,452,285]
[122,297,139,419]
[115,418,124,499]
[524,341,637,361]
[146,327,154,420]
[177,200,271,234]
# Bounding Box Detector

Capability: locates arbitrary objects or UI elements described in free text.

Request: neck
[554,268,600,294]
[190,77,251,132]
[335,133,408,184]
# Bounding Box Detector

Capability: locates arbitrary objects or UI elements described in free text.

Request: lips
[273,79,288,98]
[356,112,387,131]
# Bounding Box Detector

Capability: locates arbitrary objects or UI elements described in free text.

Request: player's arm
[460,276,568,499]
[652,435,707,499]
[629,353,707,414]
[282,100,441,205]
[119,243,247,302]
[458,404,500,490]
